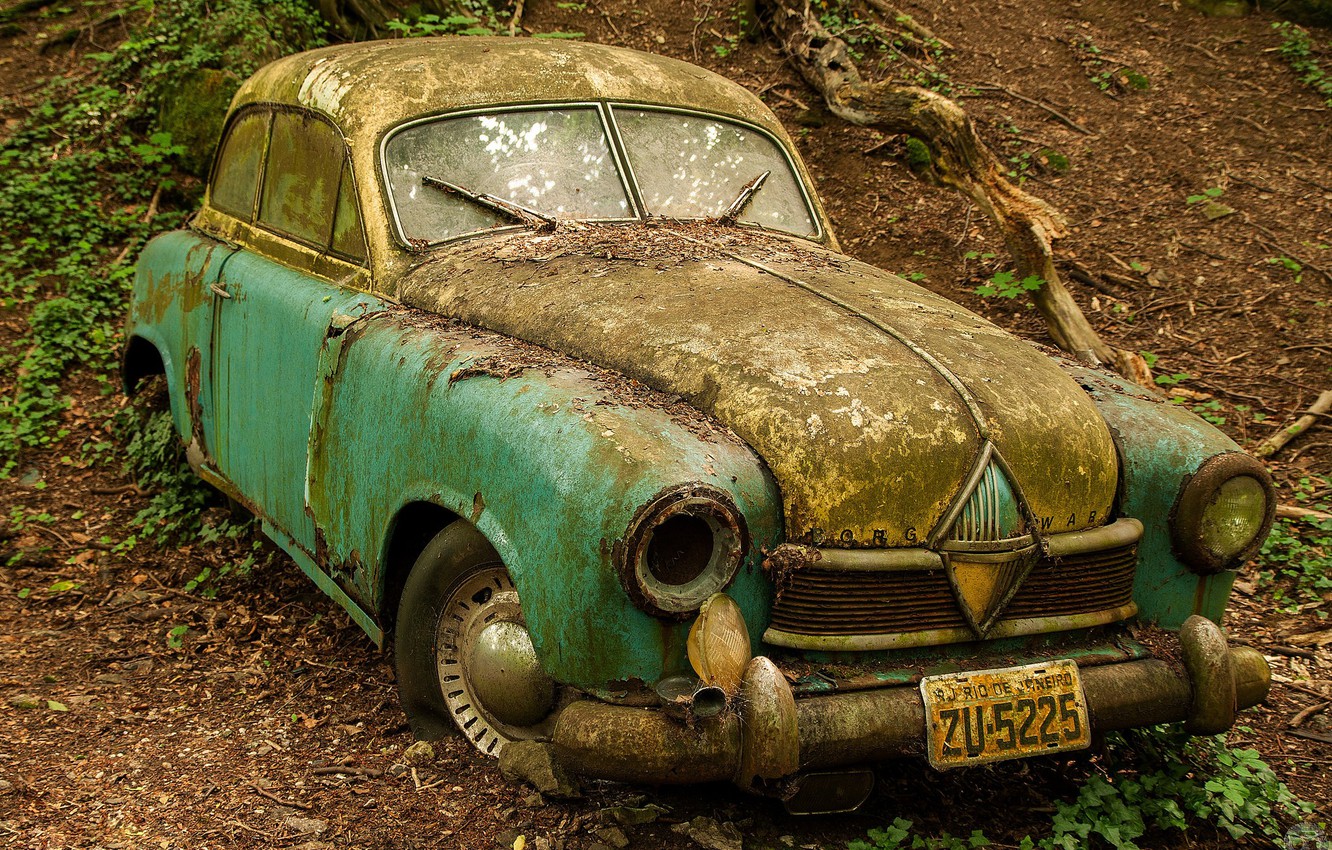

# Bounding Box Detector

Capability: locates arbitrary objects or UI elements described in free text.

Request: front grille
[768,541,1138,638]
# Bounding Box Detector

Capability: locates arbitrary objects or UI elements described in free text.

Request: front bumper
[548,616,1269,786]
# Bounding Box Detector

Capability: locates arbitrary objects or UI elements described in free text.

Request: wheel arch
[121,332,169,396]
[378,500,460,634]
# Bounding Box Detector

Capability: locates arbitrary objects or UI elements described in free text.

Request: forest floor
[0,0,1329,848]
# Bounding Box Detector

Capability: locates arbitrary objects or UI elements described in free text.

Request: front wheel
[395,523,557,755]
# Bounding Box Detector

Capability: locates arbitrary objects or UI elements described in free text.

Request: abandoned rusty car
[123,38,1276,811]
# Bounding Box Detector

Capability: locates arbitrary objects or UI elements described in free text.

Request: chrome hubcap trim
[435,568,554,756]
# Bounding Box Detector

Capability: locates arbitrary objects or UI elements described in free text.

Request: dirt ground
[1,0,1329,848]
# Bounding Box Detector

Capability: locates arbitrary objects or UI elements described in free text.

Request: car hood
[399,224,1117,546]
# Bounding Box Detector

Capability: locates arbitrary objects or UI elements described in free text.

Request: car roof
[232,37,788,141]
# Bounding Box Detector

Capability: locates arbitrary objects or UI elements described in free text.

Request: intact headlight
[1171,452,1275,573]
[616,484,748,618]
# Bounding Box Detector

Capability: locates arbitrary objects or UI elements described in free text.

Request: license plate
[920,659,1090,769]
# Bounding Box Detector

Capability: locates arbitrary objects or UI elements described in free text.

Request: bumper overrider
[546,611,1269,803]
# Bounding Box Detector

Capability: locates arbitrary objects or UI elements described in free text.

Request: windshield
[612,108,816,237]
[382,105,818,245]
[384,107,630,243]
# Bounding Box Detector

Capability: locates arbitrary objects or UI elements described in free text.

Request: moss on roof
[233,37,785,141]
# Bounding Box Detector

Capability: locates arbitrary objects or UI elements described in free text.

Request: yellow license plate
[920,659,1091,769]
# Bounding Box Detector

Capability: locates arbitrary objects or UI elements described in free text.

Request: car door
[204,107,379,555]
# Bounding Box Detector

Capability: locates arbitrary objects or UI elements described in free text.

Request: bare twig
[1277,680,1332,700]
[974,82,1095,135]
[1290,441,1331,461]
[507,0,525,36]
[690,0,714,61]
[763,86,811,111]
[311,764,381,777]
[1247,215,1332,284]
[1284,341,1332,352]
[863,0,952,48]
[247,780,312,811]
[29,524,74,549]
[38,7,127,52]
[89,483,148,496]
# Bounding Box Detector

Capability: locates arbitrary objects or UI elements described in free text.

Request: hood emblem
[945,549,1037,636]
[935,445,1039,637]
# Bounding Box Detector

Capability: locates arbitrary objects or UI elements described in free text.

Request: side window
[211,109,271,220]
[330,161,367,262]
[259,111,345,248]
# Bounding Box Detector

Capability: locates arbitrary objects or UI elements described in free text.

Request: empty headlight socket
[615,483,749,619]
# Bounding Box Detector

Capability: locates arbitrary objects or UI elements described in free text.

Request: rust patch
[448,355,527,386]
[760,543,822,604]
[312,515,329,567]
[470,491,485,524]
[185,347,205,451]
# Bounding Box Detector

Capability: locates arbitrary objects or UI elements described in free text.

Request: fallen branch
[1246,214,1332,285]
[1255,390,1332,458]
[760,0,1149,382]
[1290,700,1329,728]
[1277,504,1332,522]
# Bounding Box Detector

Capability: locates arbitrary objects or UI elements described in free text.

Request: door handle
[210,283,232,299]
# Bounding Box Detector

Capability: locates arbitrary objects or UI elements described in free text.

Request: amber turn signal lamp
[687,593,752,694]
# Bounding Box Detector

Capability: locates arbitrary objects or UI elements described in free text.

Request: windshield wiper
[422,176,557,232]
[715,170,770,226]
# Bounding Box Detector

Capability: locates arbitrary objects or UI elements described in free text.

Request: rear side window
[259,111,345,248]
[211,110,270,220]
[331,161,366,262]
[209,107,368,265]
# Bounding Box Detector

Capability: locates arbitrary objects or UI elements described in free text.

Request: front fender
[307,309,783,691]
[1060,361,1249,628]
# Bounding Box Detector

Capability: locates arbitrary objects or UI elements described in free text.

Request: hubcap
[435,567,555,756]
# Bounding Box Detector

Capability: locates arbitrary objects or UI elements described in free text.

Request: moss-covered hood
[399,225,1117,546]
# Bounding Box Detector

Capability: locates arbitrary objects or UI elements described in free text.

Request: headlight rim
[1170,451,1275,574]
[616,483,749,619]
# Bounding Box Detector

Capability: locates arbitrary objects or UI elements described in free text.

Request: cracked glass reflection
[386,108,629,243]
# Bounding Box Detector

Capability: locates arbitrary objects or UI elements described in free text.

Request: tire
[395,522,557,755]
